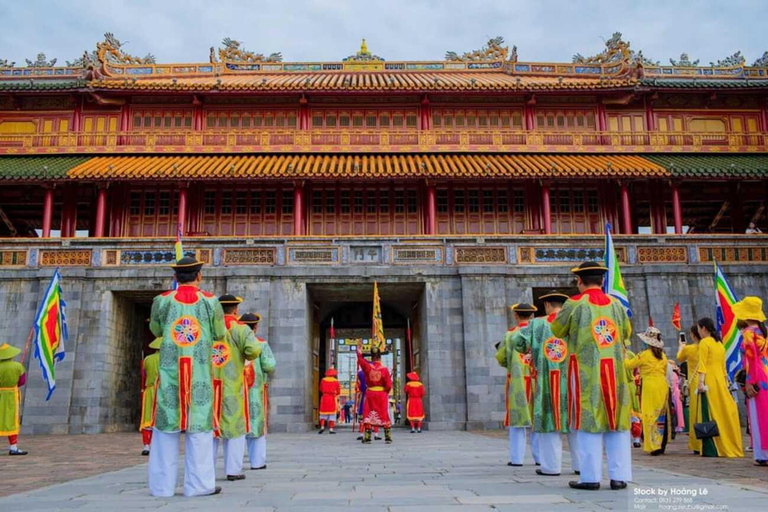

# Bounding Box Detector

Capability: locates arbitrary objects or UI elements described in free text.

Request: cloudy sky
[1,0,766,66]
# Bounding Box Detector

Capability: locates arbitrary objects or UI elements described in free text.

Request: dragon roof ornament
[213,38,282,63]
[446,36,509,62]
[96,33,156,66]
[26,53,57,68]
[669,53,700,67]
[0,59,15,68]
[753,51,768,68]
[343,39,384,62]
[710,51,745,68]
[572,32,633,64]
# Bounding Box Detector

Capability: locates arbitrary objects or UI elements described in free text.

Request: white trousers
[530,430,540,464]
[568,431,580,473]
[212,435,246,476]
[508,427,534,465]
[748,400,768,462]
[148,430,215,497]
[576,430,632,484]
[247,436,267,468]
[537,432,562,474]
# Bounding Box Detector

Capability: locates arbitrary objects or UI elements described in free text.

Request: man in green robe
[148,256,227,498]
[212,295,261,481]
[551,261,632,491]
[514,291,574,476]
[139,336,161,456]
[240,313,276,470]
[496,303,537,466]
[0,343,27,456]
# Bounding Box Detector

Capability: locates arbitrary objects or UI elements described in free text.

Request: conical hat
[148,337,163,350]
[0,343,21,360]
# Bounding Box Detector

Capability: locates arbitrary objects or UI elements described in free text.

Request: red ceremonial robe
[357,352,393,427]
[404,381,425,421]
[318,377,340,416]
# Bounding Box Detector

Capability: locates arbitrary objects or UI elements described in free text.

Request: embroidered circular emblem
[544,337,567,363]
[518,352,532,366]
[171,316,201,348]
[369,369,382,382]
[592,317,618,348]
[211,341,230,368]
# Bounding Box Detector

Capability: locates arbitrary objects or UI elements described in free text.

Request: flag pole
[17,326,36,426]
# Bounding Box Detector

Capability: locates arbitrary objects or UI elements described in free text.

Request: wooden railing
[0,129,765,155]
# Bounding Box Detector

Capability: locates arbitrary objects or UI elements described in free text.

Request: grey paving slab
[2,430,768,511]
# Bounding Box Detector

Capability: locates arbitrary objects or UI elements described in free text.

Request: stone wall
[2,259,767,435]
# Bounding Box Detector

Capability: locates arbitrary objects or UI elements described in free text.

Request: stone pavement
[2,429,768,511]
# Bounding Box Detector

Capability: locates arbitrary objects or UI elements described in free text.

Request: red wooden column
[61,187,77,238]
[620,182,633,235]
[644,96,655,132]
[42,187,54,238]
[760,100,768,132]
[178,185,188,235]
[192,100,204,131]
[425,181,436,235]
[541,183,552,234]
[420,95,431,130]
[671,182,683,234]
[94,186,108,237]
[299,95,309,130]
[524,96,535,130]
[597,101,607,132]
[293,181,305,236]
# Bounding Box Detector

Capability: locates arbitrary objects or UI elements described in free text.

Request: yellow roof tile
[66,154,668,180]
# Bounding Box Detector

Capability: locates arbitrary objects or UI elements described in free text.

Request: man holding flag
[0,343,27,455]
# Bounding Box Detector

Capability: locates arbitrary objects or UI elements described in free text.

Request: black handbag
[694,392,720,440]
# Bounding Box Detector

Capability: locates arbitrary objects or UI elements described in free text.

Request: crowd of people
[2,255,766,498]
[496,260,768,491]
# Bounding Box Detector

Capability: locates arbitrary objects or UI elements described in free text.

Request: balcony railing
[0,129,765,155]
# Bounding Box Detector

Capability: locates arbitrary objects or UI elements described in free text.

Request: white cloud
[1,0,765,65]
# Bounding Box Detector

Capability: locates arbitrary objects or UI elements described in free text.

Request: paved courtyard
[2,429,767,511]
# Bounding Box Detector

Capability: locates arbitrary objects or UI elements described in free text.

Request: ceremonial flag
[672,303,682,331]
[330,317,335,339]
[714,261,742,380]
[172,223,184,290]
[406,318,413,370]
[603,223,632,318]
[33,269,68,400]
[372,282,386,351]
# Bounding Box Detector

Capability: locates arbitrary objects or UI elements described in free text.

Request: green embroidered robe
[495,323,532,428]
[213,315,261,439]
[149,285,227,433]
[246,337,276,438]
[514,313,570,433]
[551,288,632,433]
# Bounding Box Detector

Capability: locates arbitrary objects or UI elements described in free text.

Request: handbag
[693,391,720,440]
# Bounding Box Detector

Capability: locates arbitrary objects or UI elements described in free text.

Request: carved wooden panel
[288,247,338,264]
[454,246,507,264]
[392,246,443,264]
[699,246,768,263]
[637,247,688,264]
[0,250,26,267]
[40,250,91,266]
[518,246,626,264]
[224,248,276,265]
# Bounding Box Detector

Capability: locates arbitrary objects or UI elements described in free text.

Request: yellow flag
[372,282,386,351]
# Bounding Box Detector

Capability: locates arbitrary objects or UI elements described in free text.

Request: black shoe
[535,462,541,466]
[693,450,700,455]
[410,429,415,433]
[507,462,523,467]
[250,465,267,470]
[356,435,363,440]
[650,449,664,456]
[610,480,628,490]
[329,430,336,435]
[9,449,28,456]
[141,449,149,456]
[374,435,382,441]
[569,481,600,490]
[209,486,222,495]
[573,470,581,475]
[417,429,422,433]
[318,428,324,434]
[536,469,560,476]
[633,442,642,448]
[226,474,245,481]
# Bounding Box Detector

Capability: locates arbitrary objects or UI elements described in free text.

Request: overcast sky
[1,0,766,66]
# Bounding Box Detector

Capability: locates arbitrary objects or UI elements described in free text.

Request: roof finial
[361,38,368,54]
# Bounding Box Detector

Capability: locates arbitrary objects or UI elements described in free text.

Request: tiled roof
[64,154,667,180]
[0,156,92,180]
[639,78,768,89]
[92,73,635,92]
[0,79,87,91]
[643,154,768,178]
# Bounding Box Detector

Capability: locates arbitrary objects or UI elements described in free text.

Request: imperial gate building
[1,34,767,434]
